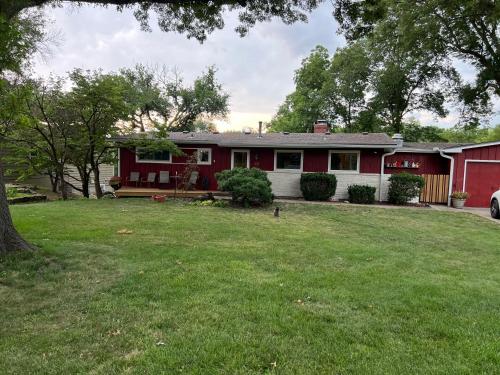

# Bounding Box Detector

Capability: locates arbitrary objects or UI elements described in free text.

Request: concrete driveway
[431,205,500,224]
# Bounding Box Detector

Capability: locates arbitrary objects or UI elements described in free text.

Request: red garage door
[464,162,500,207]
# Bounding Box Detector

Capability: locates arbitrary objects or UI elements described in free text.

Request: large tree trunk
[93,166,103,198]
[0,159,33,254]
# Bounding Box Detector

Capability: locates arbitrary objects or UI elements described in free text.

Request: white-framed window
[196,148,212,165]
[231,149,250,169]
[274,150,303,172]
[136,147,172,164]
[328,150,360,173]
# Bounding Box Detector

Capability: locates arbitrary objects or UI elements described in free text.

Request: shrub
[190,199,228,208]
[215,168,273,207]
[387,173,425,205]
[6,187,18,198]
[300,173,337,201]
[348,185,376,204]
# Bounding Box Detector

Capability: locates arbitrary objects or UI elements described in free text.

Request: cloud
[32,2,498,130]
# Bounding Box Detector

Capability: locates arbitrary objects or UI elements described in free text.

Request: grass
[2,199,500,374]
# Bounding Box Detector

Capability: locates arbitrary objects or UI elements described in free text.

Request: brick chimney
[313,120,330,134]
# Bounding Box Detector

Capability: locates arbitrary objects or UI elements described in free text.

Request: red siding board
[451,144,500,207]
[384,152,450,175]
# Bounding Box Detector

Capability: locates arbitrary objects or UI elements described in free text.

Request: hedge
[300,173,337,201]
[387,173,425,205]
[348,185,376,204]
[215,168,273,207]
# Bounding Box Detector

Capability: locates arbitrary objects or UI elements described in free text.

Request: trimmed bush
[387,173,425,205]
[216,168,273,207]
[300,173,337,201]
[348,185,376,204]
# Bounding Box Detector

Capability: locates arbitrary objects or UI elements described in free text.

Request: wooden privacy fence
[420,174,450,204]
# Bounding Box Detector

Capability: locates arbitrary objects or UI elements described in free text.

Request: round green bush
[300,173,337,201]
[348,185,376,204]
[216,168,273,207]
[387,173,425,205]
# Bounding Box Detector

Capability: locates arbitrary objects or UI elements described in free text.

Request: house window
[231,150,250,169]
[329,151,359,173]
[275,150,303,171]
[136,148,171,163]
[197,148,212,165]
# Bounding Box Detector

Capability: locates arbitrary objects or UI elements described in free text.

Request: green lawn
[2,200,500,374]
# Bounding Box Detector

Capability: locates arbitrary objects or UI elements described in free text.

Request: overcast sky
[33,2,498,132]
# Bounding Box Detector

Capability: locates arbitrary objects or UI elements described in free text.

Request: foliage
[387,173,425,205]
[6,1,321,41]
[6,187,17,198]
[451,191,469,200]
[347,184,376,204]
[122,65,228,132]
[268,46,331,133]
[300,173,337,201]
[180,152,199,190]
[322,42,371,132]
[333,0,500,108]
[400,120,448,142]
[216,168,273,207]
[190,199,228,208]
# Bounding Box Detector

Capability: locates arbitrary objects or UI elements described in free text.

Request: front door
[231,150,250,169]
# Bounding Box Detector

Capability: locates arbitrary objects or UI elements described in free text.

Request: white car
[491,190,500,219]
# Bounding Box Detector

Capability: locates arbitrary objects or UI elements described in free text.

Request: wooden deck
[114,187,228,198]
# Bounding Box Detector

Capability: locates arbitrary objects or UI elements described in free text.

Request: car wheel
[491,199,500,219]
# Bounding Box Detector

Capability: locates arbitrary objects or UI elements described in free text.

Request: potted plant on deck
[451,191,469,209]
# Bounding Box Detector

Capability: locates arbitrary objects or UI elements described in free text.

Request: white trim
[117,147,121,177]
[135,147,172,164]
[274,149,304,172]
[438,150,454,206]
[445,140,500,153]
[231,149,250,169]
[328,150,360,174]
[462,159,500,192]
[196,148,212,165]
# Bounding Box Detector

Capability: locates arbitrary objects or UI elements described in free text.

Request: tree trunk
[49,171,59,193]
[58,168,68,200]
[0,159,33,254]
[93,166,103,198]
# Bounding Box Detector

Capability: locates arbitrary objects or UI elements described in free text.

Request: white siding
[267,171,391,201]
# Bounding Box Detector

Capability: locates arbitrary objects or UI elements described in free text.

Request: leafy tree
[322,42,371,132]
[334,0,500,100]
[123,65,229,132]
[66,69,131,198]
[8,77,76,199]
[0,11,45,253]
[2,1,322,42]
[400,120,447,143]
[366,17,457,134]
[269,46,331,133]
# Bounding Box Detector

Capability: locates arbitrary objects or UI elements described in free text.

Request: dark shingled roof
[113,131,398,148]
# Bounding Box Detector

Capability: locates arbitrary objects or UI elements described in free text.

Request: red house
[115,122,500,208]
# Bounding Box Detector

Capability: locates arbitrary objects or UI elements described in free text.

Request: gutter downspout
[436,148,454,207]
[379,148,397,201]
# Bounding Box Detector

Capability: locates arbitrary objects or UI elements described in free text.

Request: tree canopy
[1,0,322,41]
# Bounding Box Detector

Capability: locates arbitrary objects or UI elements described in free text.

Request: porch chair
[159,171,170,189]
[125,171,140,187]
[186,171,199,190]
[142,172,157,187]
